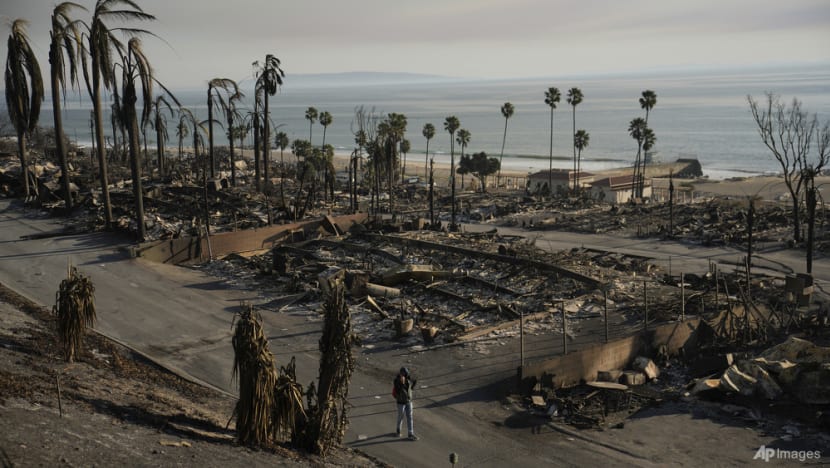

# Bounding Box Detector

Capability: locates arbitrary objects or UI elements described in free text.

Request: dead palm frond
[5,19,44,198]
[53,266,96,362]
[273,356,307,442]
[49,2,87,210]
[231,303,278,446]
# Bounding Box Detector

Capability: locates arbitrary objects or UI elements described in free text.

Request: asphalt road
[1,199,825,466]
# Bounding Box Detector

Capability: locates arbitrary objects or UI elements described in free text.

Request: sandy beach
[208,146,821,201]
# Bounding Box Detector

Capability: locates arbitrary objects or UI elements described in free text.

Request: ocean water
[21,66,830,180]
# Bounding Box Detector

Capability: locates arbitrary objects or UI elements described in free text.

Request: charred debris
[3,149,830,437]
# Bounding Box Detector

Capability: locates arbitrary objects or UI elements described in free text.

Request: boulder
[632,356,660,380]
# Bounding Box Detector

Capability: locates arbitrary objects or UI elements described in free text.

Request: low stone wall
[520,318,703,389]
[139,213,368,264]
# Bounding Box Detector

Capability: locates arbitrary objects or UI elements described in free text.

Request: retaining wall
[521,318,702,388]
[139,213,368,264]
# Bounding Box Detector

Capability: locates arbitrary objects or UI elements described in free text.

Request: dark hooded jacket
[393,370,416,404]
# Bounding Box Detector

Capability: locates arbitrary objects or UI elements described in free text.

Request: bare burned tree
[748,93,821,242]
[804,121,830,273]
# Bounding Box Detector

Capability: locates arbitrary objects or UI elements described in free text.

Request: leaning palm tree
[566,87,583,194]
[319,111,333,201]
[444,116,460,228]
[422,122,435,181]
[49,3,87,210]
[53,266,96,363]
[574,129,590,193]
[498,102,514,185]
[319,111,333,149]
[256,55,285,193]
[113,37,153,241]
[637,90,657,196]
[85,0,155,228]
[628,117,647,201]
[640,89,657,125]
[544,87,560,193]
[456,128,471,190]
[640,127,656,198]
[207,78,239,179]
[305,106,318,144]
[5,19,44,200]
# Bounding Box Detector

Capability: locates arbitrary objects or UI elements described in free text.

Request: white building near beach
[527,169,594,195]
[590,175,652,204]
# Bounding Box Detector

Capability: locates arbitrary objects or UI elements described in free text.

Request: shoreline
[60,141,808,196]
[65,138,781,182]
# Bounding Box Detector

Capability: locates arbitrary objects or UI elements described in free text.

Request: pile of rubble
[508,198,796,249]
[690,336,830,405]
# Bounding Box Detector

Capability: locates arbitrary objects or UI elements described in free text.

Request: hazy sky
[2,0,829,89]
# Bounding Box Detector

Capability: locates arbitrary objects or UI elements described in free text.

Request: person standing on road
[393,367,418,440]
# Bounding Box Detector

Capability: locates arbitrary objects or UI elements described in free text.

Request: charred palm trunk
[207,94,215,179]
[110,112,119,163]
[50,47,72,210]
[388,143,395,214]
[450,139,456,229]
[263,93,271,194]
[15,132,30,198]
[229,120,236,188]
[429,158,435,225]
[322,128,328,203]
[91,59,113,227]
[279,148,285,208]
[253,111,261,192]
[155,124,164,176]
[125,85,146,241]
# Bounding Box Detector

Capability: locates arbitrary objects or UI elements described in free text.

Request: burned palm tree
[49,3,87,210]
[232,304,278,447]
[112,38,154,241]
[273,356,306,443]
[207,78,238,179]
[226,91,244,187]
[5,19,44,200]
[84,0,155,228]
[300,279,356,455]
[255,55,285,193]
[53,267,96,363]
[151,95,175,176]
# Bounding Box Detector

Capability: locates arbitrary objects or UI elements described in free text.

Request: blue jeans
[396,401,414,436]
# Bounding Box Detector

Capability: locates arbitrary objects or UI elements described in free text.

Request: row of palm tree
[5,1,156,232]
[6,1,300,239]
